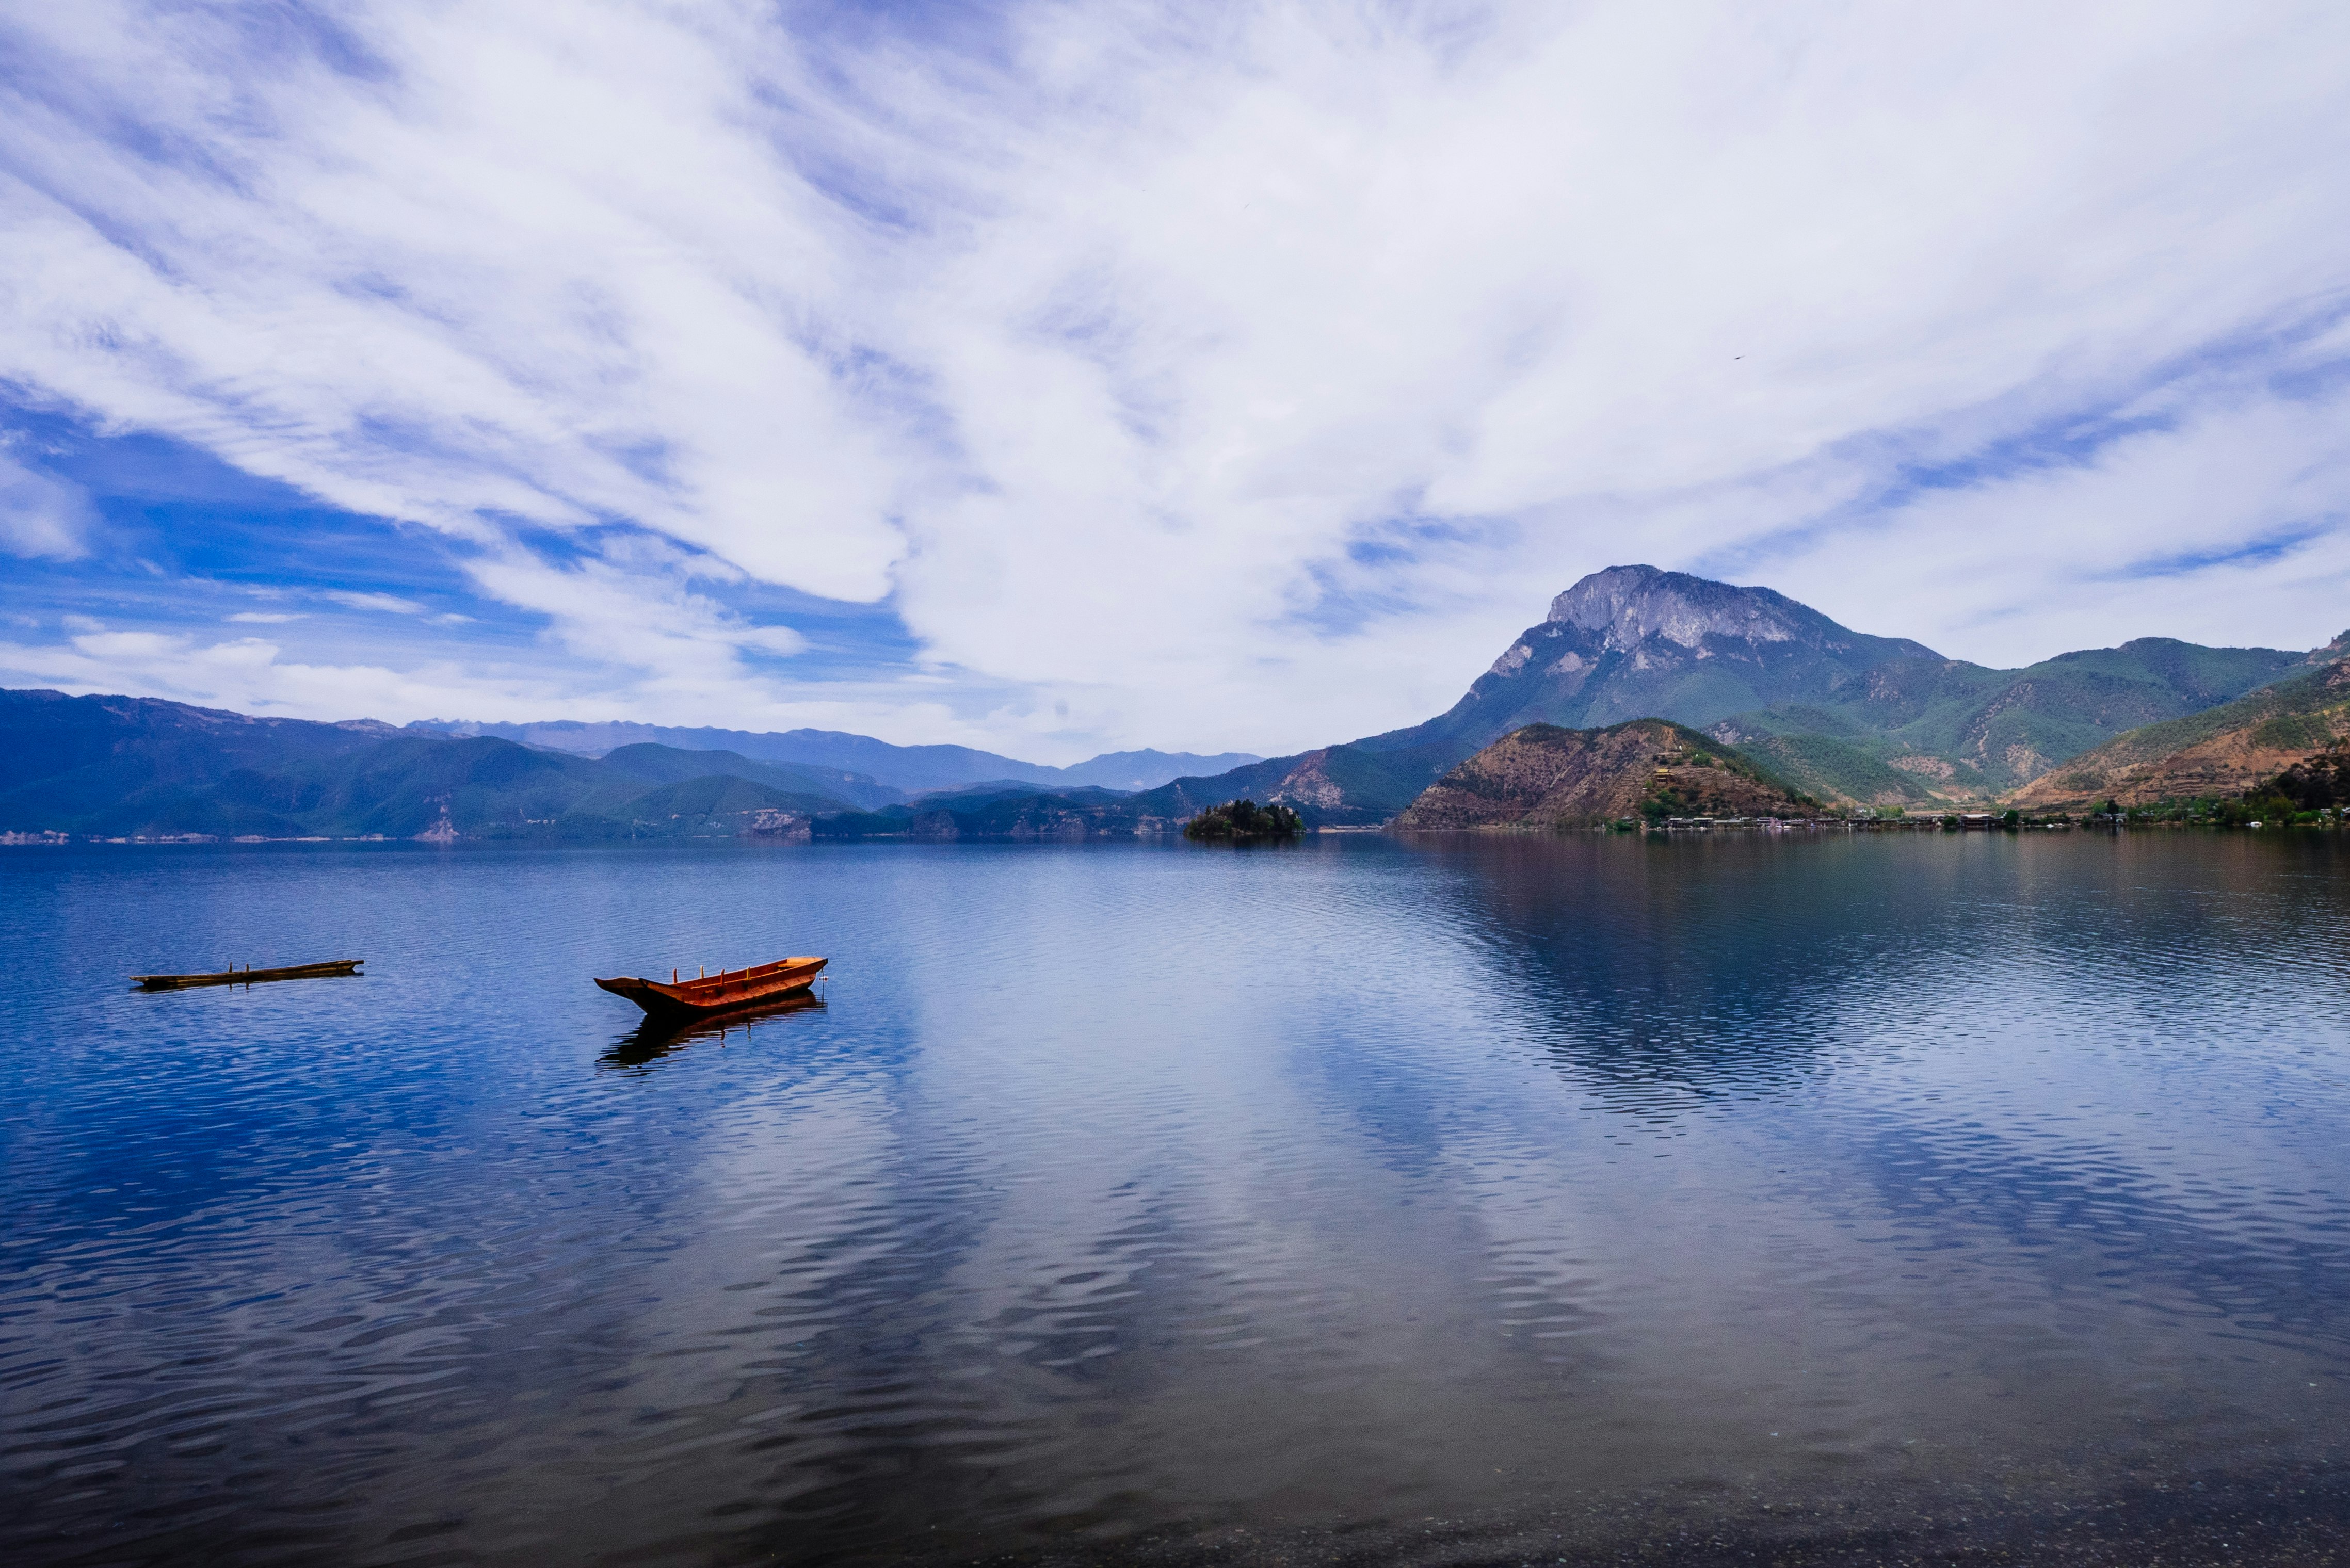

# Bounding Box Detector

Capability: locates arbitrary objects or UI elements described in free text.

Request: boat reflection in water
[599,990,827,1070]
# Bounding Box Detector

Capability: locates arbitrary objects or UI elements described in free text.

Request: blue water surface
[3,831,2347,1566]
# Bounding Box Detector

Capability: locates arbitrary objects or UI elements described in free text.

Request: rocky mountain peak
[1544,564,1810,651]
[1414,567,1952,766]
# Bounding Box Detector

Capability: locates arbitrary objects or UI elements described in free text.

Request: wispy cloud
[0,611,1045,747]
[322,591,424,616]
[0,445,91,559]
[3,2,2349,753]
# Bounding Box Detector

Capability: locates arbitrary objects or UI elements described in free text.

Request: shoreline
[6,818,2341,848]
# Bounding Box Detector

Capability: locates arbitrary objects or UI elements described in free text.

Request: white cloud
[322,591,425,615]
[0,621,571,720]
[1744,367,2350,662]
[0,447,90,558]
[464,541,810,686]
[3,1,2349,753]
[227,611,305,623]
[0,615,1034,745]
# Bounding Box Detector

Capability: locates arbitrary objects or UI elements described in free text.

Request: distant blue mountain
[0,691,881,838]
[401,719,1258,794]
[0,689,1258,841]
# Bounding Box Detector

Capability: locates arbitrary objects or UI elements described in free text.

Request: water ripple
[2,833,2346,1565]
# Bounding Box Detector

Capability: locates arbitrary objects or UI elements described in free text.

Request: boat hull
[595,957,827,1019]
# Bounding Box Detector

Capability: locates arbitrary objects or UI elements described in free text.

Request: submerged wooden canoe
[132,959,363,991]
[594,956,827,1020]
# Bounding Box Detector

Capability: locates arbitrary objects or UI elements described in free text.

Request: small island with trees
[1183,798,1303,841]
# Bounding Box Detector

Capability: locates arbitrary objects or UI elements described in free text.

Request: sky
[3,1,2348,764]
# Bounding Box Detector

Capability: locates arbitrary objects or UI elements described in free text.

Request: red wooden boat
[594,957,827,1020]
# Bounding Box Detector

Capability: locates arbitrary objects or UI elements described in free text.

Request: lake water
[4,832,2349,1566]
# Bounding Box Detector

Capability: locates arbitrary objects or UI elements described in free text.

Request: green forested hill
[592,743,902,808]
[1724,733,1946,807]
[2011,636,2350,807]
[811,783,1156,840]
[1708,637,2309,794]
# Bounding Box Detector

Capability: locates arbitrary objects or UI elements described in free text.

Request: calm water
[4,832,2349,1566]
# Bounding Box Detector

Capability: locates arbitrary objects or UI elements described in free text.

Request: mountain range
[0,689,884,839]
[2012,631,2350,809]
[405,719,1257,795]
[4,565,2340,841]
[1114,565,2328,826]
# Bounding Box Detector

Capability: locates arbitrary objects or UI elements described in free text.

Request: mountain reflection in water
[2,832,2346,1567]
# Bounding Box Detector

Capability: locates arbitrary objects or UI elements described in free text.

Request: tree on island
[1183,798,1303,840]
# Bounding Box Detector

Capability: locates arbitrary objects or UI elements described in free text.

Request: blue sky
[4,2,2349,761]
